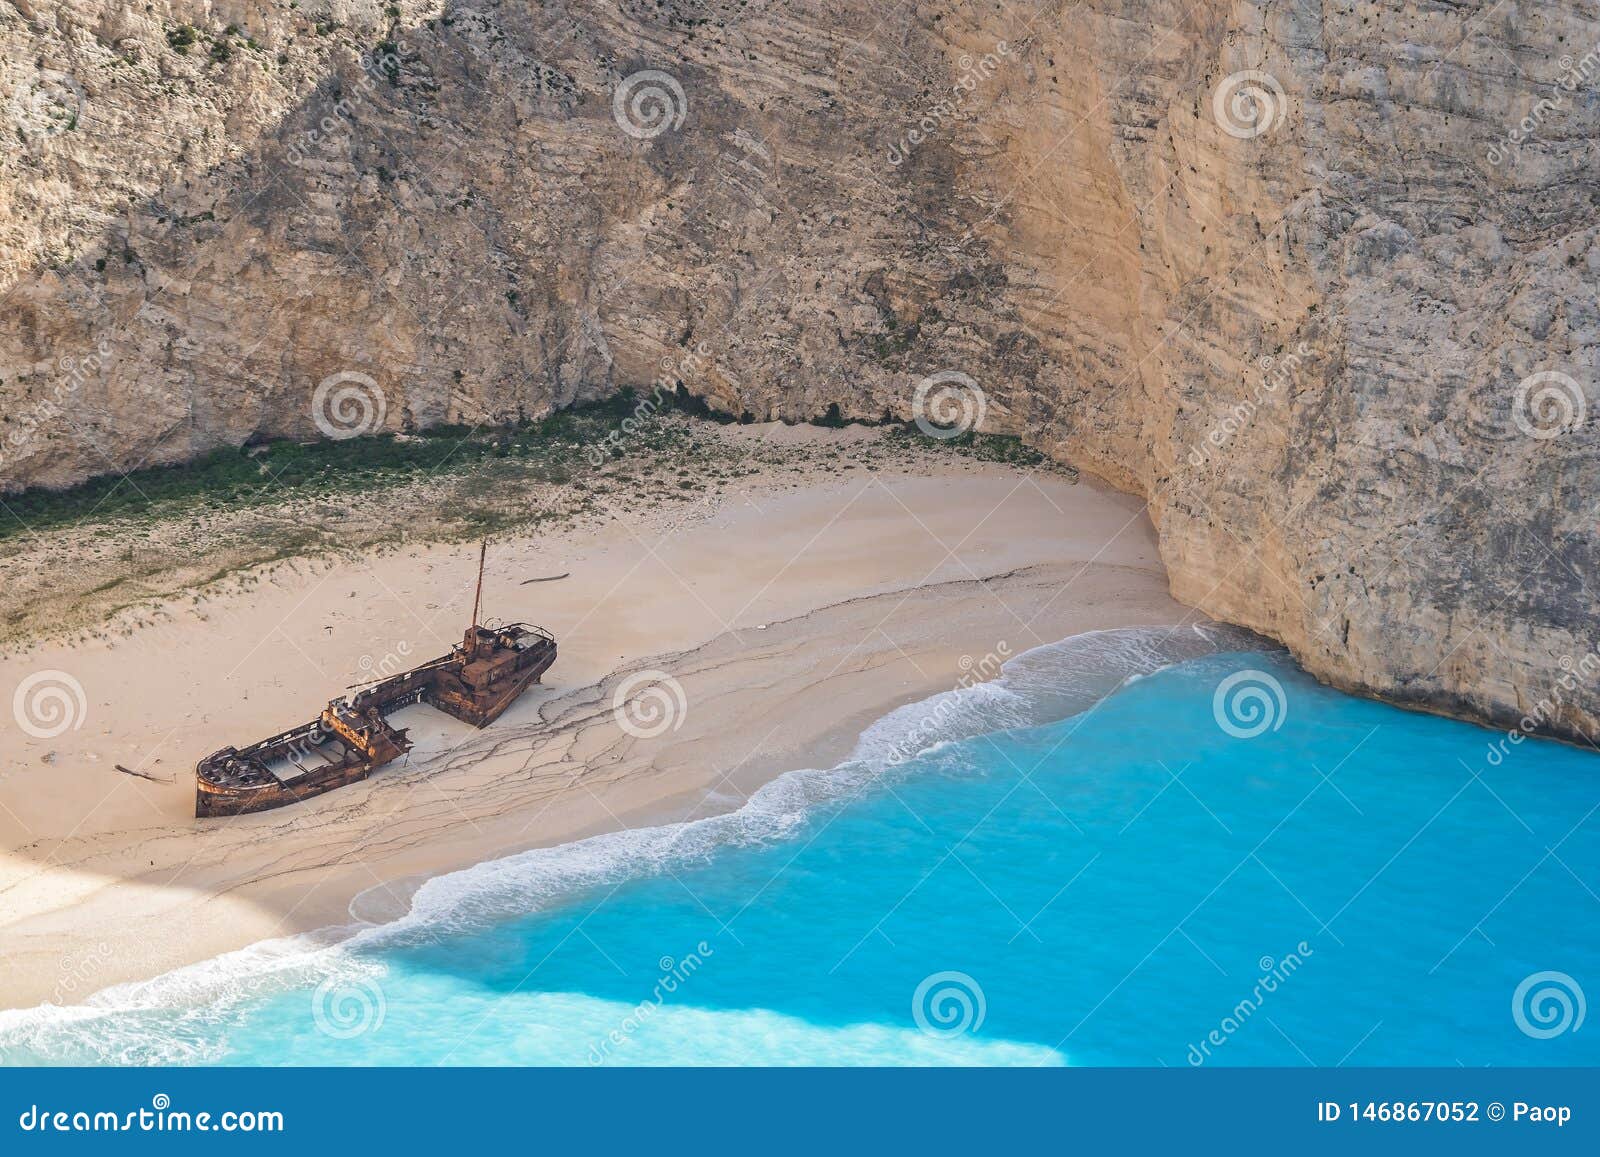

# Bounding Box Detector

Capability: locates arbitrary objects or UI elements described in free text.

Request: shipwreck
[195,543,557,818]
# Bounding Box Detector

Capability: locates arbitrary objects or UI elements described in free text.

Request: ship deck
[196,615,556,815]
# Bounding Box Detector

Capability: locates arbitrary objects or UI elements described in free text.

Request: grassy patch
[0,395,1068,550]
[884,425,1061,470]
[0,393,667,542]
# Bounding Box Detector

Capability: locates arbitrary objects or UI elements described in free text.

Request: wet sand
[0,441,1192,1009]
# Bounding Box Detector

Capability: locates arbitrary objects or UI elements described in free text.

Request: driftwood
[519,572,571,585]
[116,763,173,784]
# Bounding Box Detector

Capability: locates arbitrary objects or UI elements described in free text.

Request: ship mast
[470,538,487,633]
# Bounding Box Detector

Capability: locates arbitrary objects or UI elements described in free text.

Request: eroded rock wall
[2,0,1596,741]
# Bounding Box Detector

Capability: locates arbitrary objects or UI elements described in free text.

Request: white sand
[0,449,1194,1009]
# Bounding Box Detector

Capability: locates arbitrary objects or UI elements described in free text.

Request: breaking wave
[0,624,1273,1065]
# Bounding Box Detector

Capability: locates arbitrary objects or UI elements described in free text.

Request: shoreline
[0,445,1193,1011]
[3,621,1267,1064]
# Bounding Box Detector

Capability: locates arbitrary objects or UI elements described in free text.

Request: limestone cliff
[3,0,1597,743]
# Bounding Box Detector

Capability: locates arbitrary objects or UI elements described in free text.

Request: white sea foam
[0,625,1272,1065]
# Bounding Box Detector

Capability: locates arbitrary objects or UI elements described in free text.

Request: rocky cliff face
[3,0,1597,743]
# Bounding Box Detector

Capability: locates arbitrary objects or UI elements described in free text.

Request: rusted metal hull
[195,751,379,817]
[425,644,557,727]
[195,624,556,819]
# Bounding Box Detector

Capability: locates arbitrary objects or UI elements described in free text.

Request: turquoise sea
[3,629,1596,1066]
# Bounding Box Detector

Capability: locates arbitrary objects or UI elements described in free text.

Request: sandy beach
[0,428,1193,1010]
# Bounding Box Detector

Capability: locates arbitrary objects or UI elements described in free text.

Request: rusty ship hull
[197,543,557,818]
[196,623,556,818]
